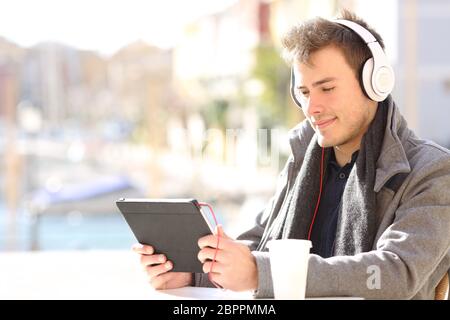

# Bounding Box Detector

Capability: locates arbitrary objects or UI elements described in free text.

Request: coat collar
[374,96,411,192]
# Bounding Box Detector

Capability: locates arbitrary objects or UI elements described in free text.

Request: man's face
[293,45,376,149]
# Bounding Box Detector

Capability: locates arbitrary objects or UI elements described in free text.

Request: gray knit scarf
[271,100,388,256]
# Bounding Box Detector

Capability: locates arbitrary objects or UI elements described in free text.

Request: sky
[0,0,237,55]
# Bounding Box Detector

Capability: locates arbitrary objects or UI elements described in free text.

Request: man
[134,10,450,299]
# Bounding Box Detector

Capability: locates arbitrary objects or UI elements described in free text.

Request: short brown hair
[281,10,385,77]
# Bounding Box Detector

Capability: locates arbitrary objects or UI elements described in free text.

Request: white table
[0,250,254,300]
[0,250,360,300]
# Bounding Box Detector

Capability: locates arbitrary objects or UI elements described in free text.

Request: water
[36,213,136,250]
[0,204,135,251]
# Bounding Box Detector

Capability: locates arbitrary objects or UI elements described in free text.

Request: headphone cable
[307,147,325,240]
[198,202,223,289]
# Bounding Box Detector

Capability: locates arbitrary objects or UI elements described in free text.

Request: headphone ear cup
[361,57,382,101]
[374,65,395,97]
[290,68,303,109]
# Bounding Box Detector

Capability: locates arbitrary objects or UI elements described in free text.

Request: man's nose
[303,93,323,116]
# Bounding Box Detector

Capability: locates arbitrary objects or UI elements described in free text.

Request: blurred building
[108,41,173,147]
[395,0,450,146]
[21,43,79,132]
[0,37,23,249]
[174,0,266,102]
[0,37,22,120]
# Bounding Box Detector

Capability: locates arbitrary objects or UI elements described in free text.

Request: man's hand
[132,243,193,290]
[197,225,258,291]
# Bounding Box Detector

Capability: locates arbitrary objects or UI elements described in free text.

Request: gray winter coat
[195,99,450,299]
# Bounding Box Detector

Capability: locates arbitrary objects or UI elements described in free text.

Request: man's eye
[323,87,335,92]
[300,91,309,97]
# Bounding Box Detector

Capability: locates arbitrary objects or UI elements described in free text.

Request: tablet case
[116,198,213,273]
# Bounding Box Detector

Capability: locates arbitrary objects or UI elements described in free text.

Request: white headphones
[334,19,395,102]
[290,19,395,107]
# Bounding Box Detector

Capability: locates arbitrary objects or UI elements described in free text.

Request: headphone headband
[332,19,377,44]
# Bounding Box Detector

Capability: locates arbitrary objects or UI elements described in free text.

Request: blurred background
[1,0,449,252]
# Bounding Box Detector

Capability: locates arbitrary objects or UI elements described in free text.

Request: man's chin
[317,136,336,148]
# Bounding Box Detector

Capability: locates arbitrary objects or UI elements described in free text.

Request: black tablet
[116,198,214,273]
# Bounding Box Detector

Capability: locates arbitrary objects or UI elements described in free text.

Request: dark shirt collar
[329,149,359,169]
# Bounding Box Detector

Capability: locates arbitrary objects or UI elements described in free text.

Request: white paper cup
[267,239,312,300]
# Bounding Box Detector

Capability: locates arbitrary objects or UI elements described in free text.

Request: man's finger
[202,261,224,274]
[132,243,154,254]
[198,234,226,249]
[147,261,173,279]
[197,247,224,263]
[215,225,230,239]
[140,254,166,267]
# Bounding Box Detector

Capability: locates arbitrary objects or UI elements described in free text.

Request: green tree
[251,44,291,128]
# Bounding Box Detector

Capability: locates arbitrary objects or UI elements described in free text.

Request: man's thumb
[215,224,227,238]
